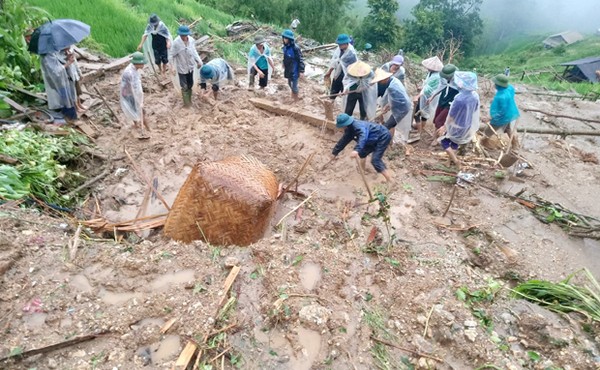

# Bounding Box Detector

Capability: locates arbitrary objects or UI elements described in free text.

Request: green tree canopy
[359,0,400,49]
[404,0,483,57]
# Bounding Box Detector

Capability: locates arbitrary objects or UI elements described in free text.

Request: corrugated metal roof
[560,56,600,66]
[543,31,584,46]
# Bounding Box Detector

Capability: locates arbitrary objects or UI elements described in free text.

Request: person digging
[120,52,150,139]
[481,74,520,149]
[199,58,234,100]
[171,25,202,107]
[331,113,393,183]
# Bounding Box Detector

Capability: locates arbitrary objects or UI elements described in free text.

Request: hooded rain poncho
[441,72,480,145]
[381,62,406,82]
[41,52,76,111]
[490,85,520,127]
[330,45,357,79]
[120,64,144,122]
[143,21,172,64]
[200,58,234,86]
[381,77,412,143]
[247,43,273,79]
[342,71,377,120]
[418,71,442,120]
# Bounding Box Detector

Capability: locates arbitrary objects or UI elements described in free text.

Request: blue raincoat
[490,85,520,127]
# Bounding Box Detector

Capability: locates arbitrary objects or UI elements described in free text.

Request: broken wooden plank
[249,98,335,131]
[194,35,210,47]
[93,86,120,123]
[302,43,337,53]
[520,127,600,136]
[522,107,600,126]
[0,332,108,363]
[219,265,241,306]
[78,62,105,71]
[73,46,101,62]
[81,69,105,83]
[160,317,178,335]
[2,96,27,113]
[103,55,132,71]
[73,120,97,137]
[7,85,47,102]
[172,341,198,370]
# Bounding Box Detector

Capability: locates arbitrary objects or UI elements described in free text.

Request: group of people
[324,36,519,182]
[31,13,519,183]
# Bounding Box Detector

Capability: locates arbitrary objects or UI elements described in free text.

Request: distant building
[560,56,600,83]
[543,31,584,48]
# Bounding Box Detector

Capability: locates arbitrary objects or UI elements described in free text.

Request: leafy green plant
[512,268,600,322]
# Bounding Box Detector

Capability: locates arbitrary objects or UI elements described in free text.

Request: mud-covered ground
[1,50,600,370]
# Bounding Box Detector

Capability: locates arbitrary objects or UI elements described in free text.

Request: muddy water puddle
[299,262,321,291]
[137,334,181,365]
[69,274,93,293]
[149,269,195,291]
[99,289,144,305]
[253,326,322,370]
[22,312,47,329]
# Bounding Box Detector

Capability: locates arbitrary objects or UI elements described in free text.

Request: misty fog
[352,0,599,35]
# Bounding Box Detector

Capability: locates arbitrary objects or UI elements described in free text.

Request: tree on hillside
[287,0,352,43]
[358,0,400,49]
[404,0,483,58]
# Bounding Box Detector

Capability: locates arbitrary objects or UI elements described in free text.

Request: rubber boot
[182,89,192,107]
[248,75,255,90]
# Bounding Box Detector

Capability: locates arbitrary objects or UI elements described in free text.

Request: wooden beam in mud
[249,98,336,131]
[520,127,600,136]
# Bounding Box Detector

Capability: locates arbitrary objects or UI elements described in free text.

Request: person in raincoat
[324,34,357,100]
[40,51,78,121]
[281,29,305,101]
[343,61,377,121]
[120,52,146,130]
[413,56,444,134]
[371,68,412,143]
[483,74,520,147]
[436,71,480,166]
[59,46,85,112]
[381,55,406,84]
[429,64,459,146]
[199,58,234,100]
[137,14,172,77]
[248,34,274,90]
[331,113,393,183]
[170,25,202,107]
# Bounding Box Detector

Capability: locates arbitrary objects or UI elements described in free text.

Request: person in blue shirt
[281,29,305,101]
[483,74,520,148]
[331,113,393,183]
[248,34,274,89]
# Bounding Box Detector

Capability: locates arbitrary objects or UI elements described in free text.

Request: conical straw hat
[347,61,371,77]
[421,56,443,72]
[370,68,393,84]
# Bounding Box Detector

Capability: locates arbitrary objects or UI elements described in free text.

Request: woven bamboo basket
[164,155,279,246]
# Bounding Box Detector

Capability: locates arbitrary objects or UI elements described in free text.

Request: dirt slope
[1,51,600,370]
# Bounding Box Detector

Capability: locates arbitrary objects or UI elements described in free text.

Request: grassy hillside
[28,0,235,57]
[464,35,600,94]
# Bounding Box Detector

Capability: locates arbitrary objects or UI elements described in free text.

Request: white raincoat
[120,64,144,122]
[170,36,202,75]
[40,52,76,110]
[247,43,273,78]
[200,58,234,86]
[418,71,442,120]
[342,71,377,120]
[441,72,480,145]
[330,45,357,79]
[142,21,172,64]
[381,77,412,143]
[381,62,406,82]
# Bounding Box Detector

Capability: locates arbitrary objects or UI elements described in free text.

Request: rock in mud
[299,304,331,329]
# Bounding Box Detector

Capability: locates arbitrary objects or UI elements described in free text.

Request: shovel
[137,108,150,140]
[498,130,518,168]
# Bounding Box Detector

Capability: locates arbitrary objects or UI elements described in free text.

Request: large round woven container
[164,155,279,246]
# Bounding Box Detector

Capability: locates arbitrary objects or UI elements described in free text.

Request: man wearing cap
[429,64,459,146]
[171,25,202,107]
[281,29,305,101]
[413,56,443,135]
[436,72,480,166]
[371,68,411,143]
[199,58,234,100]
[137,14,172,77]
[343,61,377,121]
[120,52,147,134]
[331,113,393,183]
[248,34,274,90]
[324,34,357,100]
[483,74,520,147]
[381,55,406,84]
